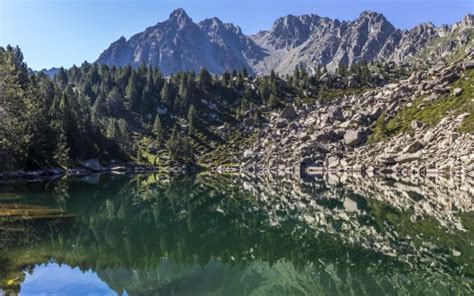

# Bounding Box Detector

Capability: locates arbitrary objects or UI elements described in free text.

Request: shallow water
[0,173,472,295]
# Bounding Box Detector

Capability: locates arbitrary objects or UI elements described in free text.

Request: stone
[279,105,297,121]
[394,151,422,164]
[423,131,436,143]
[453,87,462,96]
[275,118,288,128]
[312,132,330,143]
[402,141,424,153]
[344,129,367,147]
[327,156,340,169]
[81,159,105,172]
[437,72,458,84]
[343,198,359,212]
[369,106,382,120]
[462,61,474,70]
[411,120,423,130]
[327,107,344,122]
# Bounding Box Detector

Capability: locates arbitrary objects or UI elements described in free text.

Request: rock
[279,105,297,121]
[394,151,422,164]
[423,131,436,143]
[343,198,359,212]
[425,93,439,101]
[275,118,288,128]
[369,106,382,120]
[344,129,367,147]
[453,87,462,96]
[327,107,344,122]
[81,159,105,172]
[437,72,458,84]
[312,132,330,143]
[402,141,424,153]
[411,120,423,130]
[327,156,339,169]
[462,61,474,70]
[243,149,253,158]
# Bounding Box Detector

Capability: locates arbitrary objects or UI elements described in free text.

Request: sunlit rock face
[97,9,473,75]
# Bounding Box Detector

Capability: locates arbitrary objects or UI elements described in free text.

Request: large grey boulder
[411,120,424,130]
[279,105,298,121]
[81,159,106,172]
[327,107,344,122]
[462,61,474,70]
[402,141,424,153]
[453,87,463,96]
[344,129,367,146]
[275,118,288,128]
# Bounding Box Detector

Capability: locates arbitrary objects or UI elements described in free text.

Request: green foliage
[153,115,163,144]
[166,125,195,163]
[370,69,474,142]
[0,45,407,171]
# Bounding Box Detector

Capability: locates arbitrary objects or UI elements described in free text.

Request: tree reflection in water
[0,173,472,295]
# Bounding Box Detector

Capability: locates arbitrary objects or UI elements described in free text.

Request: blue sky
[1,0,472,70]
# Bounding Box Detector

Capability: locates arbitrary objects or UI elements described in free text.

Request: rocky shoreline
[0,159,159,182]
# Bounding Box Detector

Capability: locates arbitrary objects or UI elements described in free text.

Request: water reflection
[0,173,472,295]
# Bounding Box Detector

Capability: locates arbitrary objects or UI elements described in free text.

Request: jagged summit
[96,9,473,75]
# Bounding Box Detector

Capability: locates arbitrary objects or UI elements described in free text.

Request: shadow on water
[0,173,472,295]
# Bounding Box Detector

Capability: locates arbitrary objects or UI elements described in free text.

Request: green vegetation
[370,69,474,142]
[0,45,410,172]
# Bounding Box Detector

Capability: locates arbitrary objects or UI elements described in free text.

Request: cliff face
[97,9,473,75]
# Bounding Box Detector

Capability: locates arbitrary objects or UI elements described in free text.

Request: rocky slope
[97,9,473,75]
[232,52,474,176]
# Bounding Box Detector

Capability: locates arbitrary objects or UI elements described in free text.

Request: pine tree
[198,68,212,90]
[187,105,197,136]
[153,115,163,144]
[160,81,173,107]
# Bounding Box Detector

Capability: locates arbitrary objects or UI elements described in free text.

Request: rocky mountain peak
[354,10,395,33]
[97,9,473,75]
[168,8,192,27]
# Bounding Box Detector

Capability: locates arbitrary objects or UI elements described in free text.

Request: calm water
[0,173,472,295]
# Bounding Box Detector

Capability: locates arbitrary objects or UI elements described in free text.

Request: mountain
[96,9,472,75]
[97,9,266,75]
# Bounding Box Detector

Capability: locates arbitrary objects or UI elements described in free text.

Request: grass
[370,69,474,142]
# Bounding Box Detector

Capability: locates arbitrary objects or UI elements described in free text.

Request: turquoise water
[0,173,472,295]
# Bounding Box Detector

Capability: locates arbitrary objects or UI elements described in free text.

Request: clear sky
[1,0,472,70]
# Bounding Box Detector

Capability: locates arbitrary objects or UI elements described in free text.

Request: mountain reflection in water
[0,173,472,295]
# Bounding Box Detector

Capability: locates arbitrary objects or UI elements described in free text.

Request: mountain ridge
[96,9,472,75]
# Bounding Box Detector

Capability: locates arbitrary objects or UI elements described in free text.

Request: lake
[0,173,472,295]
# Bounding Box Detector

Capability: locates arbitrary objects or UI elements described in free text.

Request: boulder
[402,141,424,153]
[279,105,297,121]
[453,87,463,96]
[437,72,458,84]
[81,159,106,172]
[462,61,474,70]
[327,107,344,122]
[411,120,423,130]
[275,118,288,128]
[394,151,422,164]
[327,156,340,169]
[344,129,367,147]
[343,198,359,212]
[312,131,330,143]
[369,106,382,120]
